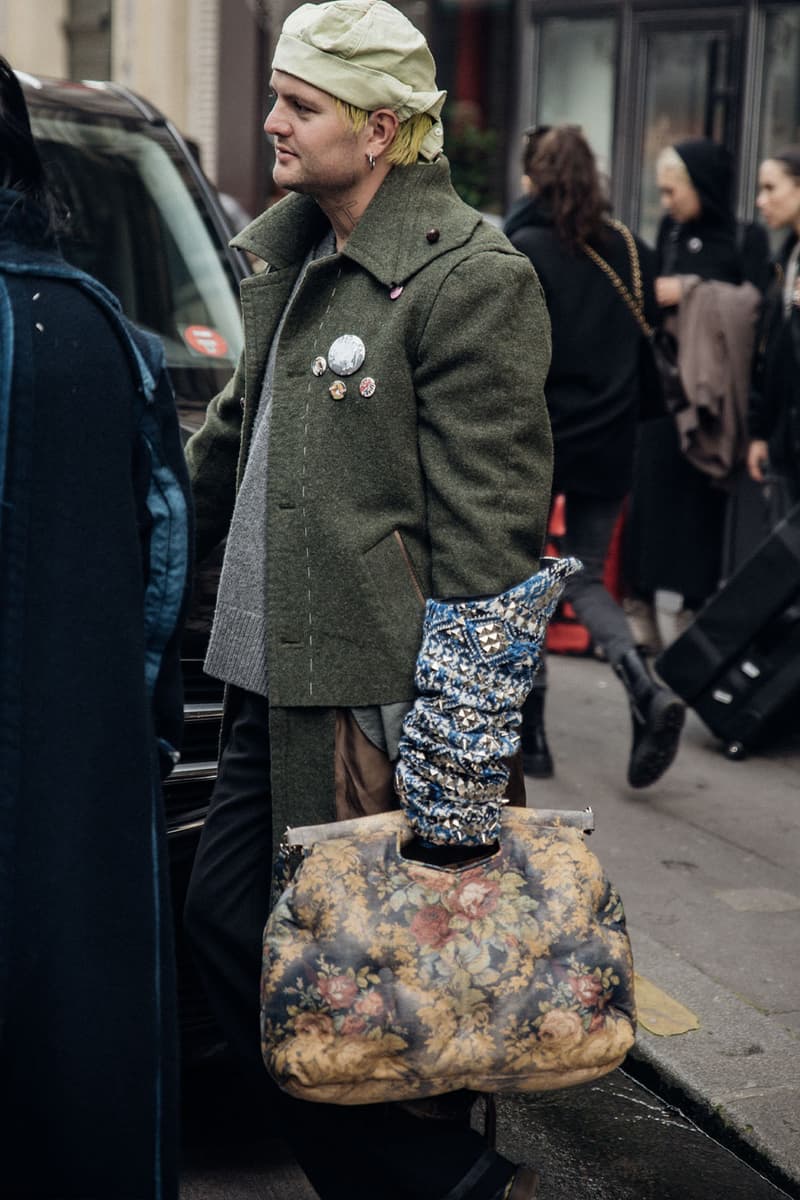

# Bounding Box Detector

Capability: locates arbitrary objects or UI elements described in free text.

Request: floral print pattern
[261,808,636,1104]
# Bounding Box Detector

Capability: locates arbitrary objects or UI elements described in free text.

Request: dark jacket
[749,233,800,492]
[504,195,657,497]
[0,189,191,1199]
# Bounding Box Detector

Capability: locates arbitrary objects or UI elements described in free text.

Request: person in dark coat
[0,57,192,1200]
[504,124,685,789]
[625,138,770,644]
[748,146,800,505]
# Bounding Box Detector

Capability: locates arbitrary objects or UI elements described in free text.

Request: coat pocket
[361,530,427,675]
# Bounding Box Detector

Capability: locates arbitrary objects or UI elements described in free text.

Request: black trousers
[184,689,515,1200]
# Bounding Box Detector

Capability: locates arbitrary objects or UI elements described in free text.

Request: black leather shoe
[520,690,553,779]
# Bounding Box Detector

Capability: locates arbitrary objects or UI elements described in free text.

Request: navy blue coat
[0,189,191,1199]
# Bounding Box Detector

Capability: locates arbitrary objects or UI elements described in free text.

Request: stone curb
[626,926,800,1197]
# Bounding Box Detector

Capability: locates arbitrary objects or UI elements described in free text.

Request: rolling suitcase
[655,502,800,759]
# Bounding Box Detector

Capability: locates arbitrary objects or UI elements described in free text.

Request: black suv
[21,72,244,1051]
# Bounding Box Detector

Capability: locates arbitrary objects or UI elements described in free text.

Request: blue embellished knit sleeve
[394,557,581,845]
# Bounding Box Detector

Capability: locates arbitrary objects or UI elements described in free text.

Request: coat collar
[232,157,482,288]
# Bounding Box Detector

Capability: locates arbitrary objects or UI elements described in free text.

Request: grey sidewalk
[525,654,800,1194]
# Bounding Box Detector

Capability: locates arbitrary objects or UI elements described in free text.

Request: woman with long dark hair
[0,55,191,1199]
[504,124,685,789]
[748,146,800,505]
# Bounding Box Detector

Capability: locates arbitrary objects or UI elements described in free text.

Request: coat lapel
[231,158,483,289]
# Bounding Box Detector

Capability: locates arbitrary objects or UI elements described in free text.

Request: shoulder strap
[580,219,653,338]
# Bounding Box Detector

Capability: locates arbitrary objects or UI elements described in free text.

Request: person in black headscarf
[655,139,769,294]
[625,138,769,650]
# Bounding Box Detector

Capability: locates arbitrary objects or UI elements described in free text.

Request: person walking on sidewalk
[504,124,685,787]
[184,3,554,1197]
[748,146,800,510]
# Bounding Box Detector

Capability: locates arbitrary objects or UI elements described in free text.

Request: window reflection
[759,8,800,160]
[536,17,616,179]
[638,30,729,244]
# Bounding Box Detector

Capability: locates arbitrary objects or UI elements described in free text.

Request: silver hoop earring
[367,153,376,170]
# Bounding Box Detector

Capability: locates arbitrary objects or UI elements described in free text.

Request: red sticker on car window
[183,325,230,357]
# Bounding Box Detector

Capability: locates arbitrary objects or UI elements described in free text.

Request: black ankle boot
[520,690,553,778]
[613,649,685,788]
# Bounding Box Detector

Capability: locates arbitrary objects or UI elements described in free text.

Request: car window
[31,113,243,371]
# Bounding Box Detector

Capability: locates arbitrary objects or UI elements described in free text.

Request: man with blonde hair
[185,4,556,1196]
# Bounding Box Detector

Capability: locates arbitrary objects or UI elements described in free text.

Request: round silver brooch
[327,334,366,377]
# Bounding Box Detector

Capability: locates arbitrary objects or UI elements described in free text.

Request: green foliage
[446,120,501,213]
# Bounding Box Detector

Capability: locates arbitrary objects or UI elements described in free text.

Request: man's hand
[655,276,683,308]
[747,439,770,484]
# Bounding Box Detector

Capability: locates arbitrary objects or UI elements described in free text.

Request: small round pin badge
[688,237,703,254]
[359,376,377,398]
[312,355,327,376]
[327,334,365,376]
[329,380,347,400]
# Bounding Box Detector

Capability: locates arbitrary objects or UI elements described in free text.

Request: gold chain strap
[580,218,653,339]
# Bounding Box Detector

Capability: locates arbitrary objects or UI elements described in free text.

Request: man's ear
[366,108,400,160]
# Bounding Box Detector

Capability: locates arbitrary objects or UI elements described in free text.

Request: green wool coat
[186,157,553,833]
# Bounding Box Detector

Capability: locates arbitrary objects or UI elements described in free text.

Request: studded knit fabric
[395,558,581,845]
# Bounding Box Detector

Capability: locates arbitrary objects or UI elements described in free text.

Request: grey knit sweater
[204,231,336,695]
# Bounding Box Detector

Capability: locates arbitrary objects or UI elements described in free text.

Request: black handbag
[647,325,686,415]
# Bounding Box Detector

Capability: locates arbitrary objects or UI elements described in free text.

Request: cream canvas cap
[272,0,446,161]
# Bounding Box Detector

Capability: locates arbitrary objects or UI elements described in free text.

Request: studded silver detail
[475,620,509,656]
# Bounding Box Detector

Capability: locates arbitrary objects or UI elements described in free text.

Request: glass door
[535,16,618,179]
[632,11,743,244]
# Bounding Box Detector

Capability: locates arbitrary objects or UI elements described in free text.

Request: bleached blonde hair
[334,100,435,166]
[656,145,691,182]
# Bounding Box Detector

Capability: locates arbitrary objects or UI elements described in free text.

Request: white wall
[1,0,69,77]
[1,0,221,182]
[112,0,220,179]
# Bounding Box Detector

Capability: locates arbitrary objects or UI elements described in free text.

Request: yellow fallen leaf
[634,972,700,1036]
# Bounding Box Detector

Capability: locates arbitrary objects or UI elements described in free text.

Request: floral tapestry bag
[260,806,636,1105]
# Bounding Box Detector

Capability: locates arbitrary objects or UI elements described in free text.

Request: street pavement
[527,652,800,1195]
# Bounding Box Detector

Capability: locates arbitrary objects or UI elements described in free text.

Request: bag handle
[283,805,596,849]
[580,218,654,339]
